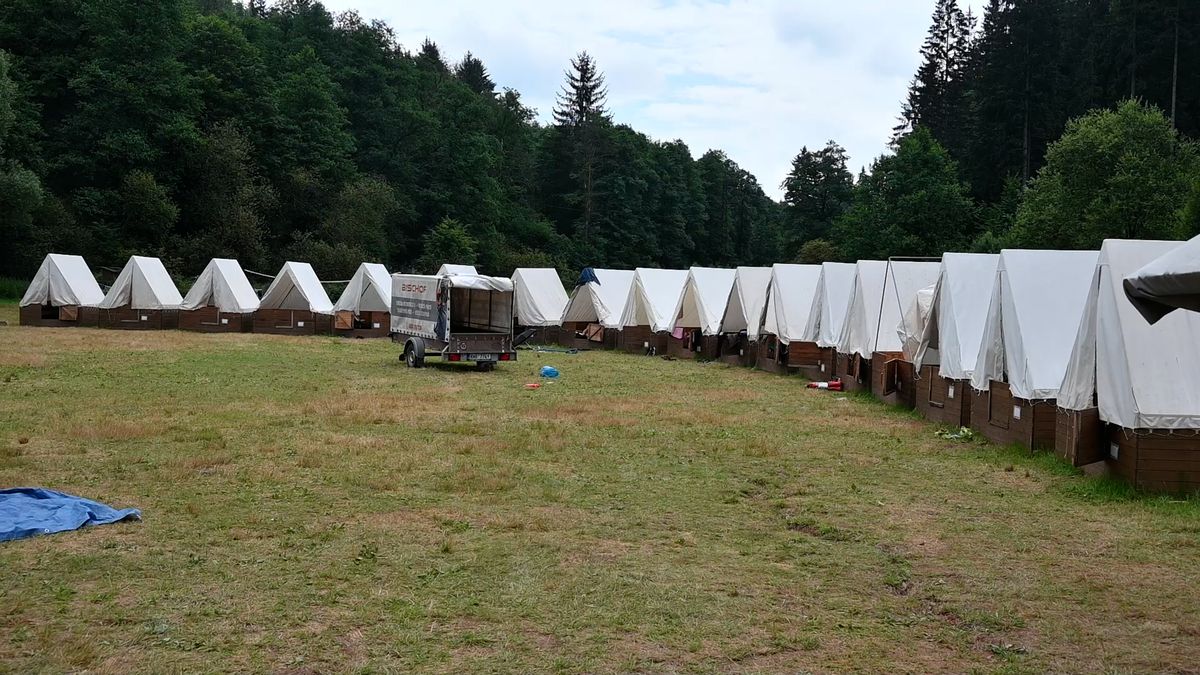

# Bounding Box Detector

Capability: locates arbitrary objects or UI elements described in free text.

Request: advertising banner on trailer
[390,274,444,340]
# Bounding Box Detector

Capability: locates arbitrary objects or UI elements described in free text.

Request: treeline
[1,0,1198,286]
[0,0,781,282]
[786,0,1200,263]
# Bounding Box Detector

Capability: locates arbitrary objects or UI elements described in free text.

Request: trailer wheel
[404,338,425,368]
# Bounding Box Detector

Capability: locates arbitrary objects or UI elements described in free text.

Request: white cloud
[321,0,980,198]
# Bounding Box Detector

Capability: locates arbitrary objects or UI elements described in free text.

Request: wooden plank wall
[98,308,179,330]
[179,307,253,333]
[756,336,785,373]
[835,352,871,392]
[968,380,1056,450]
[331,311,391,339]
[870,351,916,408]
[252,309,331,336]
[19,304,88,328]
[718,334,758,367]
[1054,407,1105,466]
[914,365,971,427]
[1109,427,1200,494]
[617,325,662,354]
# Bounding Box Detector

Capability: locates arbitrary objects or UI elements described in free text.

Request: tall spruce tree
[893,0,975,159]
[553,51,608,128]
[454,51,495,97]
[550,51,611,255]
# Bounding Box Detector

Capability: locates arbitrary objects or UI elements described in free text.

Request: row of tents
[554,245,1198,495]
[17,255,552,337]
[17,239,1200,493]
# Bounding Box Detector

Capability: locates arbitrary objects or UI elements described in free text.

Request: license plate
[468,353,497,362]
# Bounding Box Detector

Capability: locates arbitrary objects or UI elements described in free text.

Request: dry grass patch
[1,328,1199,673]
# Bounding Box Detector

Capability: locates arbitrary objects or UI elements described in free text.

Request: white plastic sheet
[674,267,736,335]
[560,268,635,329]
[801,262,857,347]
[333,262,391,314]
[913,253,999,379]
[96,256,183,310]
[181,258,260,313]
[971,249,1098,398]
[512,268,568,327]
[897,285,935,362]
[258,262,334,314]
[719,267,772,340]
[1122,233,1200,323]
[19,254,105,307]
[762,264,823,344]
[620,268,689,333]
[1060,239,1200,429]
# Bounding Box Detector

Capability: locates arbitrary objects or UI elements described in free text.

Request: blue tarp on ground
[0,488,141,543]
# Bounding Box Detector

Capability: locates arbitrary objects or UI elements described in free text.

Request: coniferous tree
[454,52,495,97]
[780,141,854,255]
[553,51,608,128]
[549,51,611,255]
[894,0,975,158]
[415,38,449,75]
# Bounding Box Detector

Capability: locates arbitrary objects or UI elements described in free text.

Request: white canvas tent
[438,264,477,276]
[620,268,689,333]
[1122,233,1200,324]
[333,262,391,314]
[560,268,635,329]
[96,255,183,310]
[971,249,1099,399]
[674,267,736,335]
[837,260,940,358]
[719,267,772,341]
[20,254,105,308]
[512,268,568,327]
[181,258,260,313]
[800,262,857,347]
[258,262,334,314]
[762,264,823,344]
[1060,239,1200,429]
[913,253,999,378]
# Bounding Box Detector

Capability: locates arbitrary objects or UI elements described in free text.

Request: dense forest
[0,0,1198,286]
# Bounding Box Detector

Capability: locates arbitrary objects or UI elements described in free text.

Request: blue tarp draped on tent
[575,267,600,288]
[0,488,141,542]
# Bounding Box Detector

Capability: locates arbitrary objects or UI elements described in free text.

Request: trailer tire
[404,338,425,368]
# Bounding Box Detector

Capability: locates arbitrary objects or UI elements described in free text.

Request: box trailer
[391,272,517,371]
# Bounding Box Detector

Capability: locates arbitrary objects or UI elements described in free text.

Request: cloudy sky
[321,0,980,199]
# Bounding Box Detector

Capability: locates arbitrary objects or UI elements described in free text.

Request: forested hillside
[0,0,782,281]
[0,0,1197,284]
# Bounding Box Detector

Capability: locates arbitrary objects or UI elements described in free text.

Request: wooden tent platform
[834,352,871,392]
[871,351,916,408]
[717,334,758,368]
[913,365,972,428]
[332,311,390,339]
[97,307,178,330]
[617,325,669,355]
[1056,408,1200,494]
[179,307,253,333]
[969,380,1055,450]
[19,304,89,328]
[252,309,331,336]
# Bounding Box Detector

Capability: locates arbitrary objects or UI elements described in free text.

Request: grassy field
[1,303,1198,673]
